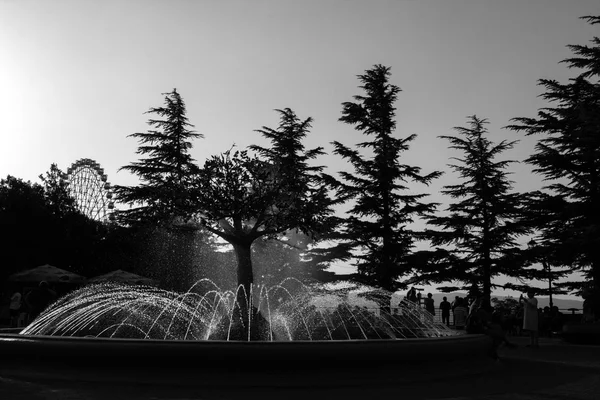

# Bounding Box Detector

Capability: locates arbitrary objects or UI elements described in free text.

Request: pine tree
[507,16,600,316]
[113,89,202,226]
[425,116,529,309]
[328,64,442,294]
[250,108,329,218]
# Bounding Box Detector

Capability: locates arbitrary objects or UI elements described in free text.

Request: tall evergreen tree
[425,116,528,309]
[327,64,441,295]
[113,89,202,226]
[507,15,600,316]
[250,108,329,223]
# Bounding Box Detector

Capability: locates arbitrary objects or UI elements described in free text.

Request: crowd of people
[402,287,576,359]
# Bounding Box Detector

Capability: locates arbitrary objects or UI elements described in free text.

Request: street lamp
[528,239,553,309]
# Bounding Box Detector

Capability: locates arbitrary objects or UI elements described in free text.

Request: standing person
[416,292,422,306]
[25,281,57,321]
[440,296,451,326]
[409,287,418,303]
[424,293,435,318]
[520,290,539,348]
[407,287,417,303]
[451,296,460,325]
[9,290,22,328]
[454,298,469,330]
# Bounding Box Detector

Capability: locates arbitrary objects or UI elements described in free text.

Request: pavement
[0,335,599,400]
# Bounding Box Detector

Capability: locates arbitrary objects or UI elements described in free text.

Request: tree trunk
[482,252,491,310]
[229,241,270,340]
[231,242,253,339]
[592,260,600,321]
[234,242,254,293]
[482,211,491,310]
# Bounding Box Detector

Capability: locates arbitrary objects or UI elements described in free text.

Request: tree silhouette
[39,163,77,218]
[0,172,102,280]
[111,89,206,290]
[326,64,441,296]
[507,15,600,316]
[193,109,334,338]
[113,89,202,226]
[0,176,50,280]
[424,116,528,309]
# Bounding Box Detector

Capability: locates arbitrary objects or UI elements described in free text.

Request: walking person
[520,290,539,348]
[440,296,451,326]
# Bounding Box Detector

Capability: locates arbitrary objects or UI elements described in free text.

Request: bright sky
[1,0,598,300]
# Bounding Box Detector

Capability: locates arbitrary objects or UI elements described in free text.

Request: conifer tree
[507,15,600,316]
[327,64,442,294]
[425,116,528,309]
[113,89,202,226]
[249,108,331,231]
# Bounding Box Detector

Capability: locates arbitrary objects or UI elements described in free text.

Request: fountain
[0,278,492,389]
[19,279,456,340]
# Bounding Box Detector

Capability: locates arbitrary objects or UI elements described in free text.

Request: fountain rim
[0,331,468,344]
[0,332,493,387]
[0,331,489,363]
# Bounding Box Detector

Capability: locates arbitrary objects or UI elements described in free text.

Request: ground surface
[1,336,598,400]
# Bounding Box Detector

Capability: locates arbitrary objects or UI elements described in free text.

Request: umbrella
[88,269,157,286]
[8,264,87,284]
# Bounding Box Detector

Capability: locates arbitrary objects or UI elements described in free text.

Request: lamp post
[529,239,553,309]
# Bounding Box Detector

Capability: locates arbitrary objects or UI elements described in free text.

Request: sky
[1,0,599,300]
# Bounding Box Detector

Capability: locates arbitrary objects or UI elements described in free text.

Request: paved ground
[1,336,598,400]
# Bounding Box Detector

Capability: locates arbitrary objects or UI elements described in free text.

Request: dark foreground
[1,336,599,400]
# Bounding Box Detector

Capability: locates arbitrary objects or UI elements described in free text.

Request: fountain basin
[0,333,492,387]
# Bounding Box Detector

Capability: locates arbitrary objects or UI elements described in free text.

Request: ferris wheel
[65,158,115,222]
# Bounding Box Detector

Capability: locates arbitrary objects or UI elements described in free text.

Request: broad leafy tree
[193,109,334,338]
[113,89,202,226]
[326,64,442,296]
[425,116,528,309]
[39,163,77,218]
[0,172,102,281]
[507,16,600,316]
[0,176,50,280]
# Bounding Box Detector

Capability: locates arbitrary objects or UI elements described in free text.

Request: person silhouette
[453,298,468,330]
[520,290,539,348]
[408,287,418,303]
[9,290,22,328]
[424,293,435,317]
[440,296,451,326]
